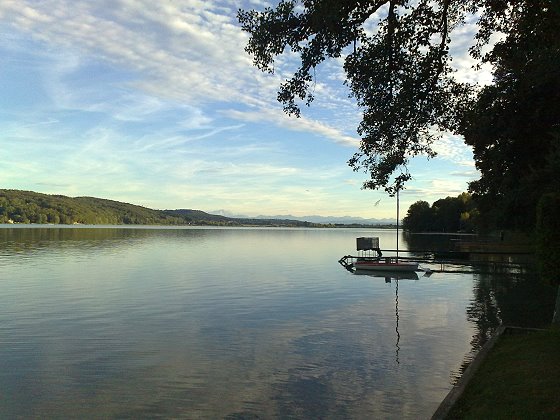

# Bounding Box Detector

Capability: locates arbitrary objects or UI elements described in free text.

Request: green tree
[403,193,477,232]
[239,0,559,236]
[48,212,60,224]
[432,196,463,232]
[238,0,543,194]
[402,201,433,232]
[459,2,560,230]
[239,0,473,193]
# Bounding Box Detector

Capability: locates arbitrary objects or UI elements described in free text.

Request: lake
[0,226,555,418]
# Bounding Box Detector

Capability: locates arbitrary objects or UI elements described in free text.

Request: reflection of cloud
[1,229,483,418]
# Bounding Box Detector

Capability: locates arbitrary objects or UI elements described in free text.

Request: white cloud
[402,179,469,206]
[222,107,359,146]
[431,133,474,164]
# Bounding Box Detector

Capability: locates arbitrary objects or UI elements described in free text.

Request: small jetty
[339,237,533,274]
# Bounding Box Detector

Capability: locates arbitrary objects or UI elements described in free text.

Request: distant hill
[163,209,231,223]
[0,189,183,225]
[165,209,317,227]
[258,214,394,225]
[0,189,319,227]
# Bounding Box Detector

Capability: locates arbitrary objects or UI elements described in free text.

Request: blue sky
[0,1,490,219]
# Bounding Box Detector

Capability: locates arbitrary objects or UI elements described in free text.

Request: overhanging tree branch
[238,0,536,195]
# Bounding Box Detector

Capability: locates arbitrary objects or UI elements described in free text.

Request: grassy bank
[446,328,560,419]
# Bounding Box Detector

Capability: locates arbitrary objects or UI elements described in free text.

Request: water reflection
[403,232,471,253]
[395,279,401,365]
[0,227,556,418]
[0,226,214,258]
[403,231,535,268]
[457,264,555,382]
[402,232,555,380]
[350,270,432,368]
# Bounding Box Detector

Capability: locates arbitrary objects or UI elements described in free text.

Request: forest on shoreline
[0,189,384,228]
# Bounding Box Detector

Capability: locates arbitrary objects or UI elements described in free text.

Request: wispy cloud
[1,0,363,143]
[135,124,245,152]
[222,108,359,146]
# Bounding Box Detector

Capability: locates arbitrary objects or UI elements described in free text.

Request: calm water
[0,226,555,419]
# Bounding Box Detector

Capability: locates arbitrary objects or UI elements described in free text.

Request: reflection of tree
[273,376,334,419]
[395,279,400,365]
[466,274,502,352]
[483,272,556,328]
[401,232,463,254]
[457,270,557,378]
[0,228,212,258]
[451,273,502,380]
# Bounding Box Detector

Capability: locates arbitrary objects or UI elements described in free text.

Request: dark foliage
[238,0,534,195]
[238,0,469,194]
[402,192,478,232]
[459,1,560,230]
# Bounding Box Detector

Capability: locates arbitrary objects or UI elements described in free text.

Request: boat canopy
[356,237,380,251]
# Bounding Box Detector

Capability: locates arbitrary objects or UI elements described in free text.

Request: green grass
[446,328,560,419]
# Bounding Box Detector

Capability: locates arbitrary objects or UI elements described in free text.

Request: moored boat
[338,253,421,273]
[339,189,422,274]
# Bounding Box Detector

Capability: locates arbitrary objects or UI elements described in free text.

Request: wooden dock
[339,248,534,274]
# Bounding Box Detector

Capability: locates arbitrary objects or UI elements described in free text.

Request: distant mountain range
[211,210,394,225]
